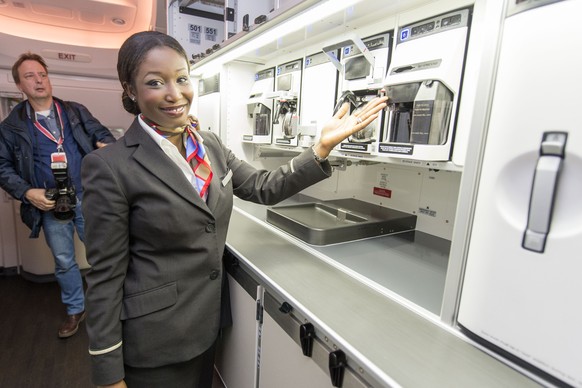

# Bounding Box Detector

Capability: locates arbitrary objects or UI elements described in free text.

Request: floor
[0,274,225,388]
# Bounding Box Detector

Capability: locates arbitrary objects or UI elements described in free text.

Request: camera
[45,155,76,221]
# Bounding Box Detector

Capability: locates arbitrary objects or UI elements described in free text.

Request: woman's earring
[130,96,136,102]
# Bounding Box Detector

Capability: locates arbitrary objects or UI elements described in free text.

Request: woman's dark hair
[117,31,190,115]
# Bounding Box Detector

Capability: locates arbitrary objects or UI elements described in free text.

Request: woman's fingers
[350,96,388,129]
[333,102,350,119]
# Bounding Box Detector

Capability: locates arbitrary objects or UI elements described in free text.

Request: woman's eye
[146,80,163,87]
[178,76,190,84]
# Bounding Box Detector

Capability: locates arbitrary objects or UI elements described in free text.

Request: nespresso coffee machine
[333,89,383,147]
[378,8,471,161]
[243,67,275,144]
[384,80,453,145]
[323,31,392,154]
[267,59,302,147]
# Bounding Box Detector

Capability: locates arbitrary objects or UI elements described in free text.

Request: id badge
[51,152,67,168]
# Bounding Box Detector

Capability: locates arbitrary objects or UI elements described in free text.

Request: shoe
[58,311,86,338]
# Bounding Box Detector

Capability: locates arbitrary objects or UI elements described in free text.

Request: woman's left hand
[313,96,388,160]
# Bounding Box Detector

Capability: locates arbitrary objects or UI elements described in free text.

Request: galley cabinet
[216,249,375,388]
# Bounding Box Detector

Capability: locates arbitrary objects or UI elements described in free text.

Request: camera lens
[54,196,75,221]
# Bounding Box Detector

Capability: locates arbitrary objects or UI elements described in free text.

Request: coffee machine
[378,8,471,161]
[324,31,392,154]
[243,67,275,144]
[267,59,302,147]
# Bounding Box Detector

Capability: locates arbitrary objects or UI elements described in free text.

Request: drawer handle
[522,131,567,253]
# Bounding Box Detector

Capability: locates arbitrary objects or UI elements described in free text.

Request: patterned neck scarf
[141,115,213,200]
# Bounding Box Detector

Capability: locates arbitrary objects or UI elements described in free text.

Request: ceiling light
[112,17,126,25]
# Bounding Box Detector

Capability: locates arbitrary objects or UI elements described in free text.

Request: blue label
[400,28,410,41]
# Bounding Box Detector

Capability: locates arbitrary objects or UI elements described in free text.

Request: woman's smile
[160,104,187,116]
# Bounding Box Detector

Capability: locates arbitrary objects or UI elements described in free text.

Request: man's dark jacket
[0,97,116,237]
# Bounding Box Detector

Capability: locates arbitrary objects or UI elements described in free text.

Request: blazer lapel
[123,120,212,214]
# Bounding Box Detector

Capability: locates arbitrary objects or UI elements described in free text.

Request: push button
[205,223,216,233]
[209,269,220,280]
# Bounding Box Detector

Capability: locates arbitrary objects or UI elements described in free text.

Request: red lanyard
[34,102,64,150]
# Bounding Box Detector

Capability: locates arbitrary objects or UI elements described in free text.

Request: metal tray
[266,198,417,245]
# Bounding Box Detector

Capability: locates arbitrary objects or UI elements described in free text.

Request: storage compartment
[267,198,416,245]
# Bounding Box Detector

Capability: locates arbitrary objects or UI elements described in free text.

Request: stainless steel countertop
[233,196,449,315]
[226,199,541,387]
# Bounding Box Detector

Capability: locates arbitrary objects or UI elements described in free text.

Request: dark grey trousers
[124,341,217,388]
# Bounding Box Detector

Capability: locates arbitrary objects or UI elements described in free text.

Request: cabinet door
[259,310,331,388]
[0,191,18,269]
[457,1,582,387]
[215,274,258,388]
[223,254,371,388]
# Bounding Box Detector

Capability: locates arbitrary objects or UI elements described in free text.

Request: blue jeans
[42,198,85,315]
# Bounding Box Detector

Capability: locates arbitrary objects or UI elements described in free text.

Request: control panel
[397,8,470,44]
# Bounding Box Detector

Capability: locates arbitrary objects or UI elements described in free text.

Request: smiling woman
[80,30,386,388]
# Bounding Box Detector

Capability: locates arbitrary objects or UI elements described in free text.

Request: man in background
[0,52,115,338]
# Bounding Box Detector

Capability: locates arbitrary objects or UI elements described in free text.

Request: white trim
[88,341,122,356]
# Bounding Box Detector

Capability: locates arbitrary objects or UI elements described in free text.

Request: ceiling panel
[0,0,159,48]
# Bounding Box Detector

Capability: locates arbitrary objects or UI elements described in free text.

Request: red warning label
[373,187,392,198]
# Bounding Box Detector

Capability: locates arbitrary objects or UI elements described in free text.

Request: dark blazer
[81,118,331,386]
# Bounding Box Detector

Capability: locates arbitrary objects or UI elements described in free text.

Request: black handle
[333,90,357,115]
[243,14,250,31]
[329,349,346,387]
[279,302,293,314]
[299,323,315,357]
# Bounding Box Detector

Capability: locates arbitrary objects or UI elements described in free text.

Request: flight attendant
[81,30,387,387]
